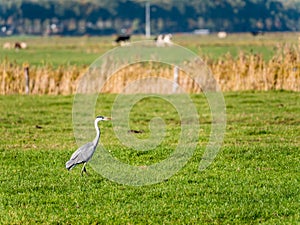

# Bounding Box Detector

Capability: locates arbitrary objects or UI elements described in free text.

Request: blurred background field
[0,32,299,66]
[1,32,299,94]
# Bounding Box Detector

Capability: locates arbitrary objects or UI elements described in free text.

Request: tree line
[0,0,299,36]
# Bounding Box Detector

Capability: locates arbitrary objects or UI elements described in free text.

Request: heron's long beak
[104,117,112,121]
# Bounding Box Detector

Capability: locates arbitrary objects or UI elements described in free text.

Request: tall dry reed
[0,61,83,95]
[210,44,300,91]
[0,44,299,95]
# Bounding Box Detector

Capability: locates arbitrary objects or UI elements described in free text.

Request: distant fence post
[23,63,30,95]
[173,66,179,93]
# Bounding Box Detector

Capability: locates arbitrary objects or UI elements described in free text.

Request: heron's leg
[81,163,88,176]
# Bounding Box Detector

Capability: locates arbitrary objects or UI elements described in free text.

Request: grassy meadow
[0,33,300,224]
[0,92,299,224]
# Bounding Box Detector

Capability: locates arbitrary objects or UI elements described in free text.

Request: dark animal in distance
[115,35,131,43]
[14,42,27,49]
[251,31,264,36]
[14,42,22,49]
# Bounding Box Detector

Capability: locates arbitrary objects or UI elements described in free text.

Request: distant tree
[0,0,300,35]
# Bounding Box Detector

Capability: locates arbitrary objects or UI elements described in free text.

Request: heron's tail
[66,160,76,170]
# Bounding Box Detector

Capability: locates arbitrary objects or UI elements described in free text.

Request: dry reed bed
[1,44,299,94]
[210,44,300,91]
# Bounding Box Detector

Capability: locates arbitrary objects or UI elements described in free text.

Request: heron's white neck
[93,118,101,146]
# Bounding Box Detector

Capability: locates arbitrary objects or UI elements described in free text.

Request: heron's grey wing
[66,142,94,170]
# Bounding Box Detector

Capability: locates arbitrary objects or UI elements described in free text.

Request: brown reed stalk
[0,44,299,95]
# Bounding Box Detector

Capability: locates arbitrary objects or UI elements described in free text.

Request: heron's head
[96,116,111,121]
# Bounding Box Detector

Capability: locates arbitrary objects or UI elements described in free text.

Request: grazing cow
[217,31,227,39]
[251,31,264,36]
[155,34,173,47]
[14,42,27,50]
[20,42,27,49]
[3,42,12,49]
[114,35,131,46]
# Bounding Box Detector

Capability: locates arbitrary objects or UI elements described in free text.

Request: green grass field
[0,32,298,66]
[0,91,299,224]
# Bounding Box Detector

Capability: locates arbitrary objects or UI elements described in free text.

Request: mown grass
[0,91,299,224]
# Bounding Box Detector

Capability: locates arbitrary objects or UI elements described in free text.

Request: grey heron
[66,116,111,175]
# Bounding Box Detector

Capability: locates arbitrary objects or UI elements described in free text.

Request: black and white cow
[114,35,131,46]
[155,34,173,47]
